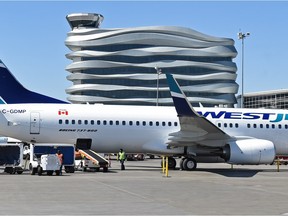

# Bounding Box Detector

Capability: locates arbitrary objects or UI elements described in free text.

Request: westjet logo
[58,109,68,115]
[197,111,288,123]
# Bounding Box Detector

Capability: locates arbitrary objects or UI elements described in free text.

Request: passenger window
[129,121,133,126]
[285,125,288,129]
[162,122,166,126]
[122,121,126,126]
[84,120,88,125]
[266,124,269,129]
[136,121,140,126]
[72,120,75,125]
[116,121,119,125]
[65,120,69,124]
[78,120,82,125]
[97,120,101,125]
[247,124,251,128]
[279,125,282,129]
[218,123,221,127]
[109,120,113,125]
[253,124,257,128]
[229,123,233,128]
[156,121,159,126]
[103,120,107,125]
[272,124,275,129]
[142,121,146,126]
[174,122,178,127]
[149,121,153,126]
[235,123,239,128]
[91,120,94,125]
[224,123,227,128]
[260,124,263,128]
[59,119,63,124]
[168,122,172,126]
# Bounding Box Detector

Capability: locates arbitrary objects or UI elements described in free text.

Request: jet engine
[222,139,276,165]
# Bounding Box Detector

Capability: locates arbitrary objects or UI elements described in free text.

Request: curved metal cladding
[65,14,238,107]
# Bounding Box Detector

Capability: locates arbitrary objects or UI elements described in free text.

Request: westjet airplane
[0,59,286,171]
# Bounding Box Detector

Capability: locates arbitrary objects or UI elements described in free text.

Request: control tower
[66,13,104,29]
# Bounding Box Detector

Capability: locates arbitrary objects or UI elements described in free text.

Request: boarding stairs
[77,149,109,172]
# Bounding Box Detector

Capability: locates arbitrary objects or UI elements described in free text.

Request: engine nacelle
[222,139,276,165]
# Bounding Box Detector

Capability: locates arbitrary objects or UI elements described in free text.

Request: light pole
[238,31,250,108]
[155,67,162,106]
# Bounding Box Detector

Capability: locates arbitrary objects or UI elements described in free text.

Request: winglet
[166,73,199,117]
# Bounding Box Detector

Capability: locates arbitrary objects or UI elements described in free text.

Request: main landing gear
[160,157,197,171]
[161,157,177,169]
[180,157,197,171]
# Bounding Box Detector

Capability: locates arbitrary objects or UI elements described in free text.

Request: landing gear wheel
[183,158,197,171]
[168,157,177,169]
[161,157,177,169]
[160,157,177,169]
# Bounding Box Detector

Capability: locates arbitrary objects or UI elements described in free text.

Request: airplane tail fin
[0,60,67,104]
[166,73,199,117]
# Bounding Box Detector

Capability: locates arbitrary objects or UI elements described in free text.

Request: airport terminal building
[65,13,238,107]
[238,89,288,109]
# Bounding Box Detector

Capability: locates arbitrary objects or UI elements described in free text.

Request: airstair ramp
[78,149,109,172]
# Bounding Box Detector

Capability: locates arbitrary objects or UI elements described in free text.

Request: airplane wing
[166,74,231,148]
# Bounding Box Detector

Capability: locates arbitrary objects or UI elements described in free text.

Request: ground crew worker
[56,150,64,175]
[117,149,126,170]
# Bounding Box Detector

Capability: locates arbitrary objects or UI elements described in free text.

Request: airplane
[0,59,287,171]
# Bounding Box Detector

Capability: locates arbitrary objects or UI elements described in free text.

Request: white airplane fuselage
[0,103,288,155]
[0,104,180,154]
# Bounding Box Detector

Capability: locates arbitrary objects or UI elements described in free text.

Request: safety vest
[118,151,126,160]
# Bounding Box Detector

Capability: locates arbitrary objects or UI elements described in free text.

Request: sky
[0,1,287,102]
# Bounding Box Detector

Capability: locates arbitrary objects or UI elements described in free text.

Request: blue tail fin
[0,60,67,104]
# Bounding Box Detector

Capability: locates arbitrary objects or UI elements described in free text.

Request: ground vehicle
[75,157,100,172]
[126,154,145,161]
[0,138,25,174]
[75,149,109,172]
[29,144,75,175]
[273,155,288,165]
[29,144,75,173]
[30,154,61,176]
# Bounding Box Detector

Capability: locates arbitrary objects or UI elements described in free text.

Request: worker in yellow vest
[117,149,126,170]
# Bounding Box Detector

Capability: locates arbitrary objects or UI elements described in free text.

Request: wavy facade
[65,13,238,107]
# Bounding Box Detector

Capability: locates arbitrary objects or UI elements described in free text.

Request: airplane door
[30,112,40,134]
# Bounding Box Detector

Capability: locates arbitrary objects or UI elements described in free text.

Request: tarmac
[1,158,288,215]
